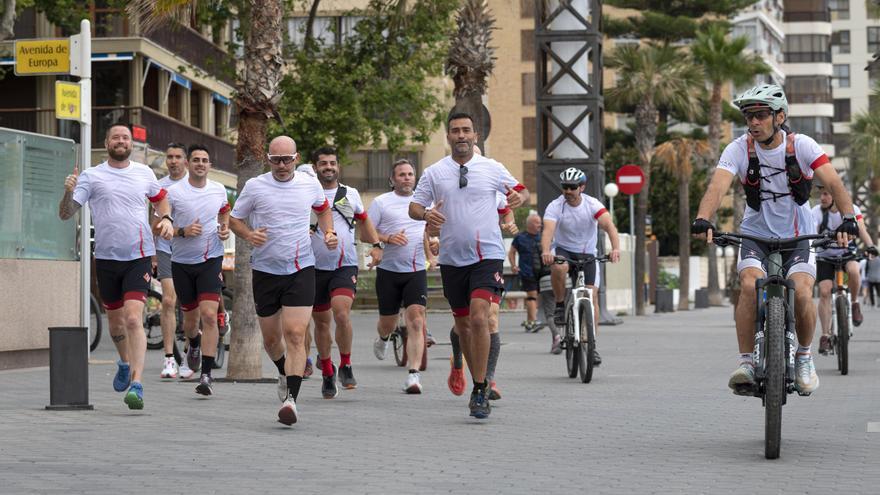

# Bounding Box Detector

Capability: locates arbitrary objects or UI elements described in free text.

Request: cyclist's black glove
[866,246,879,257]
[836,215,859,236]
[690,218,715,235]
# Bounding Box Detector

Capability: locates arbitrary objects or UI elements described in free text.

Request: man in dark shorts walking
[508,212,544,332]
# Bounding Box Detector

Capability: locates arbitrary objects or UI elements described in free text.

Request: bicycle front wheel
[89,295,103,352]
[565,316,579,378]
[578,304,595,383]
[143,290,165,350]
[764,296,785,460]
[835,295,849,375]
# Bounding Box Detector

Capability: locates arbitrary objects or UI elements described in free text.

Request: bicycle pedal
[796,390,812,397]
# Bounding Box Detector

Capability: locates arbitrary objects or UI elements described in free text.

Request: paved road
[1,306,879,494]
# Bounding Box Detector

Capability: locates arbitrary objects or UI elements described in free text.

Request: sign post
[615,165,645,316]
[73,21,92,353]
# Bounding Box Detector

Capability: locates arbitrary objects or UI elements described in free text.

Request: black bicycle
[821,248,864,375]
[88,293,103,352]
[713,231,832,459]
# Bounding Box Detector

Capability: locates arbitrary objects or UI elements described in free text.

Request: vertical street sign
[55,81,82,121]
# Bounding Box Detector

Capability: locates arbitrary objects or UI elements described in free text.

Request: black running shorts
[95,257,152,310]
[171,256,223,311]
[252,266,316,317]
[440,259,504,316]
[375,268,428,316]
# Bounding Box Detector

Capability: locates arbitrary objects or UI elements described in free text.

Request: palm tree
[653,138,711,311]
[850,106,880,239]
[605,43,703,315]
[446,0,496,151]
[129,0,285,379]
[691,24,769,305]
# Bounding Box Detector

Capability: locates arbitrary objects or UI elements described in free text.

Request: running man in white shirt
[541,168,621,366]
[410,112,529,419]
[59,123,174,410]
[166,145,231,396]
[369,159,432,393]
[229,136,337,425]
[811,185,877,354]
[154,143,188,379]
[310,147,382,399]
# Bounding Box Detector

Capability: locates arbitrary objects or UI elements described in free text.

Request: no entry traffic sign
[615,164,645,195]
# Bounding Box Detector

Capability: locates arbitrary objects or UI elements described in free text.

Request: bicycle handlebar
[712,231,833,250]
[553,255,610,265]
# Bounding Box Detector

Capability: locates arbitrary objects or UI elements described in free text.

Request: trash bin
[46,327,93,410]
[655,288,674,313]
[695,288,710,309]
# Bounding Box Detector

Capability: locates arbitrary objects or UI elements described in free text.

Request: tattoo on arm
[59,192,81,220]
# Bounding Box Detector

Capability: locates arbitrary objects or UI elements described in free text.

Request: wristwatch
[161,214,173,223]
[177,228,185,238]
[372,242,383,249]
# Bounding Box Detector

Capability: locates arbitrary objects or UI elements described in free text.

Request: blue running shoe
[124,382,144,410]
[113,360,131,392]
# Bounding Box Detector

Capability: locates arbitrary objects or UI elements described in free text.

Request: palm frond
[126,0,195,34]
[446,0,496,97]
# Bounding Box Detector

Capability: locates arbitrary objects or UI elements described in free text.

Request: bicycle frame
[567,268,594,345]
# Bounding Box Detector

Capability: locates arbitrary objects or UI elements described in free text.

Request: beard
[108,146,132,161]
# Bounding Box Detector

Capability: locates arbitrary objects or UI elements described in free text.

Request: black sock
[165,353,174,358]
[555,302,565,309]
[473,380,487,393]
[380,334,390,341]
[450,328,463,369]
[486,333,501,382]
[201,356,215,376]
[189,334,201,349]
[408,369,419,374]
[273,355,286,376]
[286,375,303,400]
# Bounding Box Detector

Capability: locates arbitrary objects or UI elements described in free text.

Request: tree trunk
[706,81,723,305]
[634,102,658,315]
[452,91,486,153]
[0,0,16,41]
[677,175,690,311]
[226,0,284,379]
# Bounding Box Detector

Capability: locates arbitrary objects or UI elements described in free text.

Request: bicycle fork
[753,278,798,400]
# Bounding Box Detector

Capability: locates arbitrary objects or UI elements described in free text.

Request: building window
[143,65,160,111]
[785,76,832,104]
[789,116,832,145]
[521,29,534,62]
[522,117,536,149]
[287,16,338,47]
[832,64,850,88]
[783,0,831,22]
[93,62,130,107]
[784,34,830,63]
[190,89,201,129]
[870,27,880,53]
[833,99,851,122]
[168,83,183,121]
[831,133,850,156]
[831,30,850,54]
[522,73,535,105]
[522,160,536,193]
[521,0,535,18]
[829,0,850,20]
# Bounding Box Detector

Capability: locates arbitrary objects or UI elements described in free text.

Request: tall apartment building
[783,0,836,161]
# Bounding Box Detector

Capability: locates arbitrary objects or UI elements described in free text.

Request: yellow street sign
[14,39,71,75]
[55,81,81,121]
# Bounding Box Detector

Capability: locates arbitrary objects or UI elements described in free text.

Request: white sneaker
[795,353,820,395]
[160,357,178,379]
[404,372,422,394]
[373,336,390,360]
[277,397,298,426]
[277,375,288,403]
[178,363,195,380]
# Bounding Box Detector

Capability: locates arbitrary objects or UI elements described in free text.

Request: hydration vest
[310,184,356,233]
[743,133,812,212]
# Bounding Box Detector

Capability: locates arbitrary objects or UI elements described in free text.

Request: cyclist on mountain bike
[540,167,621,366]
[692,83,859,396]
[811,184,878,354]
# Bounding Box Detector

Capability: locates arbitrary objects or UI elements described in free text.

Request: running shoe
[488,380,501,400]
[531,321,548,333]
[278,397,298,426]
[277,375,287,403]
[186,344,201,373]
[727,362,756,396]
[852,302,863,327]
[124,382,144,410]
[373,336,389,360]
[447,357,465,396]
[178,362,195,380]
[550,335,562,355]
[338,364,357,389]
[426,332,437,347]
[404,372,422,394]
[795,353,820,395]
[522,320,533,332]
[553,305,566,326]
[818,335,832,355]
[160,356,178,379]
[592,350,602,367]
[113,360,131,392]
[322,365,338,399]
[469,388,491,419]
[195,374,214,396]
[303,358,314,379]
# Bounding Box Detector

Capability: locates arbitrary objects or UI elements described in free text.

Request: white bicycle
[555,254,608,383]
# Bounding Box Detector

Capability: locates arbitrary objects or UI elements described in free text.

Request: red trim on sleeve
[312,198,329,212]
[354,211,368,221]
[809,155,829,170]
[497,207,511,215]
[510,183,526,192]
[219,203,231,214]
[856,214,863,221]
[593,208,608,220]
[148,188,167,203]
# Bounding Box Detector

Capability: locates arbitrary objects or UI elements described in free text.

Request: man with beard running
[59,123,174,409]
[410,112,529,419]
[229,136,336,425]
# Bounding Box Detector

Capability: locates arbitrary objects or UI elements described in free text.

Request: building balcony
[783,11,831,22]
[142,25,235,86]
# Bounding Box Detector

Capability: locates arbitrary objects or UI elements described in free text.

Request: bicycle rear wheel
[764,297,785,460]
[565,316,578,378]
[835,296,849,375]
[578,304,595,383]
[89,295,103,352]
[143,290,165,350]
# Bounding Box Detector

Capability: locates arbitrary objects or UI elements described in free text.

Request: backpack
[310,184,356,233]
[743,133,812,212]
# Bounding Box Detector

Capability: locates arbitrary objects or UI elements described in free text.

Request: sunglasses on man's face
[743,109,773,122]
[561,184,579,191]
[267,153,297,165]
[459,165,468,188]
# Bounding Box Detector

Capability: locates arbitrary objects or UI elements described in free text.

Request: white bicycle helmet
[732,83,788,115]
[559,167,586,185]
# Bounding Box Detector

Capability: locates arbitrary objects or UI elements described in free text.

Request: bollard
[695,288,710,309]
[46,327,93,410]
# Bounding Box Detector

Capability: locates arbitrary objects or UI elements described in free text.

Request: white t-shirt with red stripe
[167,179,230,264]
[812,204,862,258]
[311,186,366,270]
[72,161,165,261]
[412,155,524,267]
[368,191,427,273]
[155,172,187,254]
[543,193,607,255]
[230,171,328,275]
[717,131,828,238]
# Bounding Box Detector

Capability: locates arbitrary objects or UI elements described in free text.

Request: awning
[212,92,230,105]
